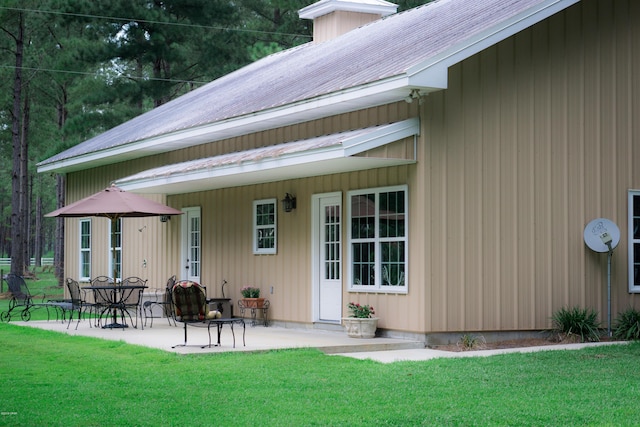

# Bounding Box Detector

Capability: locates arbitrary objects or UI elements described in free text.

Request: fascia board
[117,145,347,192]
[342,117,419,156]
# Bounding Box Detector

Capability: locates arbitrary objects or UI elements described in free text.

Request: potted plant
[240,286,264,308]
[342,302,378,338]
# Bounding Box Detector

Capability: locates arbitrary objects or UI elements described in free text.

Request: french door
[181,207,201,283]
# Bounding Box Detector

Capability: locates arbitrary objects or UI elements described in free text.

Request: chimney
[299,0,398,43]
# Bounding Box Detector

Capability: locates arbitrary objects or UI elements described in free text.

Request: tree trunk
[10,12,25,277]
[34,196,42,267]
[54,174,65,284]
[21,93,30,274]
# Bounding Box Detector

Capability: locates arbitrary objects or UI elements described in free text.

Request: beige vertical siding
[312,11,382,43]
[422,0,640,333]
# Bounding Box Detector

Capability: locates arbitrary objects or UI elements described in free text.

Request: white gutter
[37,74,434,174]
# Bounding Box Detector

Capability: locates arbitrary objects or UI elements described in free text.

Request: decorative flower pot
[342,317,378,338]
[241,298,265,309]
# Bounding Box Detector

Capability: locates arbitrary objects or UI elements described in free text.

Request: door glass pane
[324,205,340,280]
[190,216,200,277]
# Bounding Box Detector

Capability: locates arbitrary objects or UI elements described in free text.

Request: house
[38,0,640,343]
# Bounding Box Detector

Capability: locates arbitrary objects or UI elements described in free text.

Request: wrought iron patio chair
[171,280,227,348]
[64,278,97,330]
[120,276,147,329]
[0,273,61,322]
[143,275,176,328]
[89,276,115,327]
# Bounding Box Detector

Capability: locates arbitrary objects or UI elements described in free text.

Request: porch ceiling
[116,118,418,195]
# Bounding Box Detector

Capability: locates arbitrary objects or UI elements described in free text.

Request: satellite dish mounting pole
[606,242,612,337]
[583,218,620,339]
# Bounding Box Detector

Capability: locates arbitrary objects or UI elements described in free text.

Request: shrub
[457,333,486,351]
[551,306,600,342]
[613,308,640,341]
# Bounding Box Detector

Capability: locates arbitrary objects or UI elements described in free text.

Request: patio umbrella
[46,183,183,280]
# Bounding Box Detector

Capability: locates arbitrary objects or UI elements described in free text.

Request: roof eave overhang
[116,117,419,195]
[117,150,416,196]
[36,77,441,175]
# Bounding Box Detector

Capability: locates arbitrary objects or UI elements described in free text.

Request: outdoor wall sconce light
[282,193,297,212]
[160,215,170,223]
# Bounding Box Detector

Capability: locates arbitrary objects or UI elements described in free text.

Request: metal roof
[116,118,419,194]
[38,0,579,173]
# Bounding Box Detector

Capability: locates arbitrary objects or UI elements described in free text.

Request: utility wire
[0,6,312,39]
[0,64,212,85]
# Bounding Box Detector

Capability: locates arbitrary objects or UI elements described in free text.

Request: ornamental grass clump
[551,306,600,342]
[347,302,375,318]
[457,333,486,351]
[240,286,260,298]
[613,308,640,341]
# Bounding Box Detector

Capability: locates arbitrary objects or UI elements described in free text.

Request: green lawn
[0,323,639,426]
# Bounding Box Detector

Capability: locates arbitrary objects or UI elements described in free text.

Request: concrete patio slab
[12,318,422,356]
[11,318,627,363]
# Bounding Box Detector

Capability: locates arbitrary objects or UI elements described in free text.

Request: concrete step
[319,340,424,354]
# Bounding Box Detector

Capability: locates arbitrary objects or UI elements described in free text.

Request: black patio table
[83,284,147,329]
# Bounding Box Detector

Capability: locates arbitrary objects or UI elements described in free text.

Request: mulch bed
[434,335,616,352]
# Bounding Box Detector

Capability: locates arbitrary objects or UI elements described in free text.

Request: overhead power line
[0,64,212,85]
[0,6,311,39]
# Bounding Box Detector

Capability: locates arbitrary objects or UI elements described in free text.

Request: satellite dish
[583,218,620,253]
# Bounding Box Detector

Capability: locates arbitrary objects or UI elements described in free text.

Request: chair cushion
[206,310,221,319]
[173,280,207,321]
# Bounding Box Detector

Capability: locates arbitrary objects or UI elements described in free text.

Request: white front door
[313,193,342,322]
[181,207,201,283]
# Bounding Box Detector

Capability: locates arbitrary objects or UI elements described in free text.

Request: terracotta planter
[241,298,265,309]
[342,317,378,338]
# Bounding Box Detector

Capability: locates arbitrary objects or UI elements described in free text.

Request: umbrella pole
[111,218,118,283]
[106,217,127,329]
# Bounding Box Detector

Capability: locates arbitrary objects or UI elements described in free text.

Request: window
[79,219,91,281]
[629,191,640,292]
[108,218,122,281]
[348,186,407,293]
[253,199,277,254]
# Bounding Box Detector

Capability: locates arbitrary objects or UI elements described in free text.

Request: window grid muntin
[629,191,640,292]
[324,205,341,280]
[79,219,91,280]
[253,199,277,254]
[109,218,122,281]
[348,186,408,293]
[190,215,201,277]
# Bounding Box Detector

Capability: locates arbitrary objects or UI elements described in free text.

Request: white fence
[0,257,54,266]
